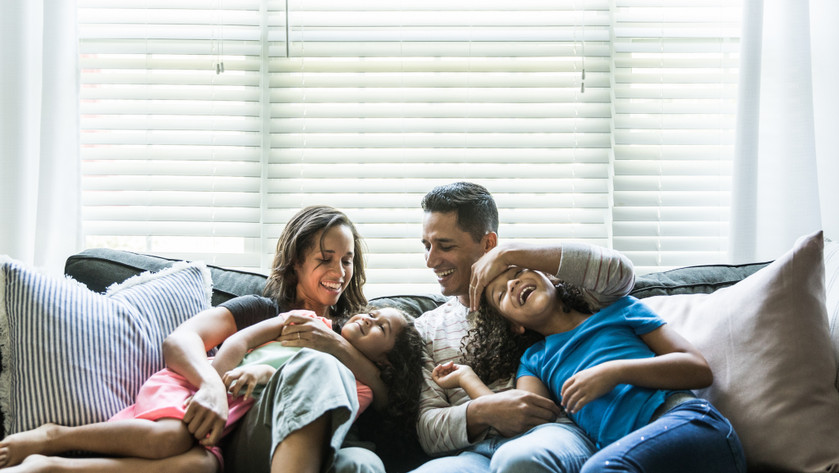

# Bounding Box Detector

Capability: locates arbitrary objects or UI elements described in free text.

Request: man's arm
[414,312,561,454]
[470,242,635,311]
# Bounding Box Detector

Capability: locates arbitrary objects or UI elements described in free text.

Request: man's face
[422,211,489,303]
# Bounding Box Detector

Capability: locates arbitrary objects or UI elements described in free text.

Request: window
[78,0,742,297]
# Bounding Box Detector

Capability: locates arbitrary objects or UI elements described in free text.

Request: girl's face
[485,267,558,333]
[294,225,355,317]
[341,308,407,364]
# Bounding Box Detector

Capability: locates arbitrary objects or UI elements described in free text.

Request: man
[410,182,597,472]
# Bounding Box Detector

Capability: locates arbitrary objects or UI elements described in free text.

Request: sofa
[1,230,838,473]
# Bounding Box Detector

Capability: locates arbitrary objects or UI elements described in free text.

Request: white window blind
[78,0,741,298]
[612,0,741,273]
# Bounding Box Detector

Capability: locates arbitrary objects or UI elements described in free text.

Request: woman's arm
[162,306,239,446]
[280,313,388,410]
[560,325,713,414]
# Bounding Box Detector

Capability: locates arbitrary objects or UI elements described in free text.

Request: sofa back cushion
[65,248,268,306]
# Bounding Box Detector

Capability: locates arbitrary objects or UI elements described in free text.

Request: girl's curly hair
[463,277,593,384]
[378,312,425,435]
[346,308,425,464]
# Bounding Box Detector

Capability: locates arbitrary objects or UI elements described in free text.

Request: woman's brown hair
[263,205,367,319]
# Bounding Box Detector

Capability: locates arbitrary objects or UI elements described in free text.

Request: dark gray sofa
[56,248,773,472]
[2,247,791,472]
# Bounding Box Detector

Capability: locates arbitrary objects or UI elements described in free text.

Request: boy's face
[341,307,406,364]
[422,211,491,304]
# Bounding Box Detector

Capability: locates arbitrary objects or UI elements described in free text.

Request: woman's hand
[432,361,474,389]
[560,362,618,414]
[223,364,277,400]
[279,313,343,355]
[183,381,230,447]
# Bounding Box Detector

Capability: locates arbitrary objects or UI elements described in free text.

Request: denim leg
[408,438,494,473]
[331,446,385,473]
[580,400,747,473]
[491,421,596,473]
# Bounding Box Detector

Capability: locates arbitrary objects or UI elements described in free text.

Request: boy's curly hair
[464,278,593,384]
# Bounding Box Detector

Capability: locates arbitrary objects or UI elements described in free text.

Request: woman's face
[485,266,557,332]
[294,224,355,317]
[341,307,407,364]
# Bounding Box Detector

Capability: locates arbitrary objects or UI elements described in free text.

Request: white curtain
[0,0,81,273]
[731,0,839,262]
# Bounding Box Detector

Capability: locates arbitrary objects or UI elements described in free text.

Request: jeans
[410,421,596,473]
[580,399,746,473]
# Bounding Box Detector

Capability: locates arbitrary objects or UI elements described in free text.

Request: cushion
[631,260,770,298]
[369,293,448,319]
[64,248,268,306]
[825,238,839,390]
[643,231,839,473]
[0,257,212,437]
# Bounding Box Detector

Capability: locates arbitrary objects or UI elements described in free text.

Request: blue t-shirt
[517,295,678,448]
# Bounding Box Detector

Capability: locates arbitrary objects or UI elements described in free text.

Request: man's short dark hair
[421,182,499,242]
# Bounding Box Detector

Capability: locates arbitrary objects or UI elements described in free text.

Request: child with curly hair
[436,241,746,473]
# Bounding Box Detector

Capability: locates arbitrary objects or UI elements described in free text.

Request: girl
[0,306,423,473]
[438,242,746,473]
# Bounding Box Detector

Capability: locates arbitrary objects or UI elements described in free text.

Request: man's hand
[183,382,230,447]
[469,247,512,312]
[467,389,562,438]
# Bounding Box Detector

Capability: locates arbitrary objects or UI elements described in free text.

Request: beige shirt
[414,242,635,455]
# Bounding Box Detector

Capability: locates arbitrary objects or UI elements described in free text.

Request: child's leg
[1,446,217,473]
[270,413,329,473]
[0,418,194,468]
[579,400,745,473]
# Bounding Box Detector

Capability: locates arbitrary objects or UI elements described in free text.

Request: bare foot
[1,454,57,473]
[0,424,61,469]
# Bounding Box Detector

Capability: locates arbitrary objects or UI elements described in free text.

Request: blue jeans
[580,399,746,473]
[410,421,595,473]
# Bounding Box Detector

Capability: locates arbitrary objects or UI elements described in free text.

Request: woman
[0,307,423,473]
[158,205,388,473]
[441,241,746,473]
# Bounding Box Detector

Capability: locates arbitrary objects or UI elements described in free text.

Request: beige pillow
[824,238,839,390]
[643,231,839,473]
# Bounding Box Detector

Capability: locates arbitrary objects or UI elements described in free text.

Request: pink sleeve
[354,381,373,419]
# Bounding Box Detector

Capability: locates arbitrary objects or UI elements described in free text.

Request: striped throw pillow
[0,257,212,436]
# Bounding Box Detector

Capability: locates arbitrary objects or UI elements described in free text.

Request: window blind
[611,0,741,273]
[78,0,741,297]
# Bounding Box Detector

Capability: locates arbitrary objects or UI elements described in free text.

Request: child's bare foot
[1,454,55,473]
[0,424,61,469]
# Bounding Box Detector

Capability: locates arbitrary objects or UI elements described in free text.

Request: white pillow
[643,231,839,473]
[0,257,212,435]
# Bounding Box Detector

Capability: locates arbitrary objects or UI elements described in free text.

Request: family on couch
[0,182,745,473]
